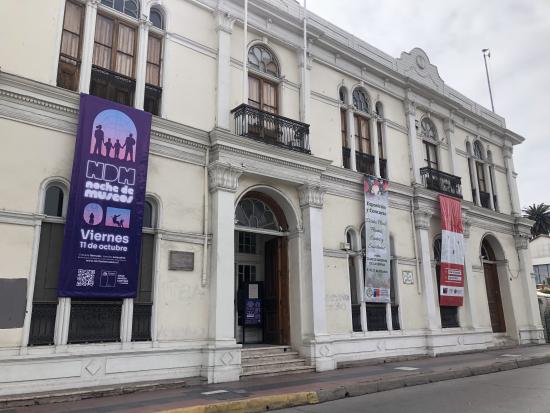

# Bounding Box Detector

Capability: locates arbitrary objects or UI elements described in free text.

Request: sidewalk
[3,345,550,413]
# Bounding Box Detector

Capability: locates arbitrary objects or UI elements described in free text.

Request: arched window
[149,7,164,29]
[434,236,459,328]
[352,89,369,113]
[29,183,67,345]
[420,117,437,141]
[481,239,496,261]
[339,87,347,104]
[247,45,279,115]
[44,185,65,217]
[248,45,279,77]
[100,0,140,18]
[235,198,279,231]
[474,140,484,160]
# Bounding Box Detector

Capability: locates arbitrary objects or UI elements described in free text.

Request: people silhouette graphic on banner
[104,138,113,158]
[93,125,104,155]
[114,139,122,159]
[123,133,136,161]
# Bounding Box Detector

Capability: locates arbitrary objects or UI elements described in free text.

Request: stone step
[241,364,315,378]
[242,358,307,374]
[242,351,301,364]
[241,345,292,356]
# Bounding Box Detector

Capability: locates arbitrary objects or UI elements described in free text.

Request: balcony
[420,167,462,198]
[356,151,375,176]
[232,104,310,154]
[480,191,491,209]
[90,65,136,108]
[342,148,387,179]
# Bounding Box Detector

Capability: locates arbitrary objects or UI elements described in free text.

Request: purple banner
[58,94,152,298]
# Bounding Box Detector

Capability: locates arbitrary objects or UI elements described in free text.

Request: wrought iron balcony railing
[90,65,136,108]
[232,104,310,154]
[356,151,375,176]
[420,167,463,198]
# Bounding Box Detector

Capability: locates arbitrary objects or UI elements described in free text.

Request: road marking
[500,354,520,357]
[201,390,229,395]
[394,366,419,371]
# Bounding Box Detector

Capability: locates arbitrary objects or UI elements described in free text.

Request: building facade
[530,235,550,285]
[0,0,544,397]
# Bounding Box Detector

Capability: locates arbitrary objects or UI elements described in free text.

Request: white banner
[364,176,391,303]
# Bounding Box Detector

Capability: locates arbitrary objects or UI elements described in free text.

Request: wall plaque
[169,251,194,271]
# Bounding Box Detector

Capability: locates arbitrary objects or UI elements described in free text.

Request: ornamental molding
[208,162,243,192]
[215,10,236,34]
[414,209,432,230]
[298,184,326,208]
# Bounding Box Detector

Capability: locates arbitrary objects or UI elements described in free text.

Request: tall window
[354,115,370,155]
[472,140,491,208]
[434,237,459,328]
[247,45,279,114]
[346,230,361,332]
[132,198,157,341]
[421,118,438,170]
[57,1,84,91]
[424,141,439,170]
[90,12,138,106]
[340,87,351,169]
[375,102,384,159]
[29,184,67,346]
[352,89,374,175]
[144,32,163,115]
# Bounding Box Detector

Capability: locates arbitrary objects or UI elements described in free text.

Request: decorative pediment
[397,48,444,92]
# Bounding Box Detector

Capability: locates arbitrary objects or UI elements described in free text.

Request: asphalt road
[279,363,550,413]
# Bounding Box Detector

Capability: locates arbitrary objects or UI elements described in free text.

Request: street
[279,363,550,413]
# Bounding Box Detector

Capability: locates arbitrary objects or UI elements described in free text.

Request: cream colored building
[0,0,544,397]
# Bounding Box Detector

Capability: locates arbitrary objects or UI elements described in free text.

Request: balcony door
[248,75,278,142]
[354,114,374,175]
[424,141,439,171]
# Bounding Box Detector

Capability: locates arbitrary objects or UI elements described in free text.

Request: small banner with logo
[439,194,464,306]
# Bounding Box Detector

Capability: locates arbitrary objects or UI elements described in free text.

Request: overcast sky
[306,0,550,209]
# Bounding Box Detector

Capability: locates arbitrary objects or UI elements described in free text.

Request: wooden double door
[263,237,290,345]
[483,262,506,333]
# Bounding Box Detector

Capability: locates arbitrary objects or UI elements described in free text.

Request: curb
[156,354,550,413]
[159,392,319,413]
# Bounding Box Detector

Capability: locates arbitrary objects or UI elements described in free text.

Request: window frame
[354,113,371,155]
[57,0,85,91]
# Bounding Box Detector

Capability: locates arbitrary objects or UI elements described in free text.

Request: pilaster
[503,145,521,216]
[78,0,100,94]
[134,18,152,110]
[461,215,480,328]
[205,162,242,382]
[404,95,421,184]
[514,218,544,339]
[215,11,235,129]
[414,209,440,331]
[346,107,357,171]
[444,117,457,175]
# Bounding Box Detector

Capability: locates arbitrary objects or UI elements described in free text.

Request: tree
[523,203,550,238]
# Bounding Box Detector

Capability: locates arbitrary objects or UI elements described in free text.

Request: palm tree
[523,203,550,238]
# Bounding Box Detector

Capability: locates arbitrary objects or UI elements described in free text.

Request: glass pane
[117,24,135,55]
[64,2,82,34]
[44,186,64,217]
[143,201,152,228]
[150,9,163,29]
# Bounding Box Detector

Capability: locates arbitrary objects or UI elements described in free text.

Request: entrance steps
[241,346,314,378]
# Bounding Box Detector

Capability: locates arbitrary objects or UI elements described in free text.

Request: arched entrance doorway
[481,238,506,333]
[234,191,291,345]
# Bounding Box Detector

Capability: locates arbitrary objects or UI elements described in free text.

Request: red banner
[439,195,464,306]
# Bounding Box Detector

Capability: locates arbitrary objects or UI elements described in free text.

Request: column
[134,18,152,110]
[78,0,100,94]
[347,108,357,171]
[215,11,235,129]
[514,220,544,339]
[444,117,458,175]
[404,96,421,184]
[484,163,495,210]
[204,162,242,383]
[298,185,335,371]
[370,114,380,177]
[503,145,521,216]
[414,209,440,330]
[462,216,480,328]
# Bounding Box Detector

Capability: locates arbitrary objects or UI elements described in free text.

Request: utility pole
[482,48,495,112]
